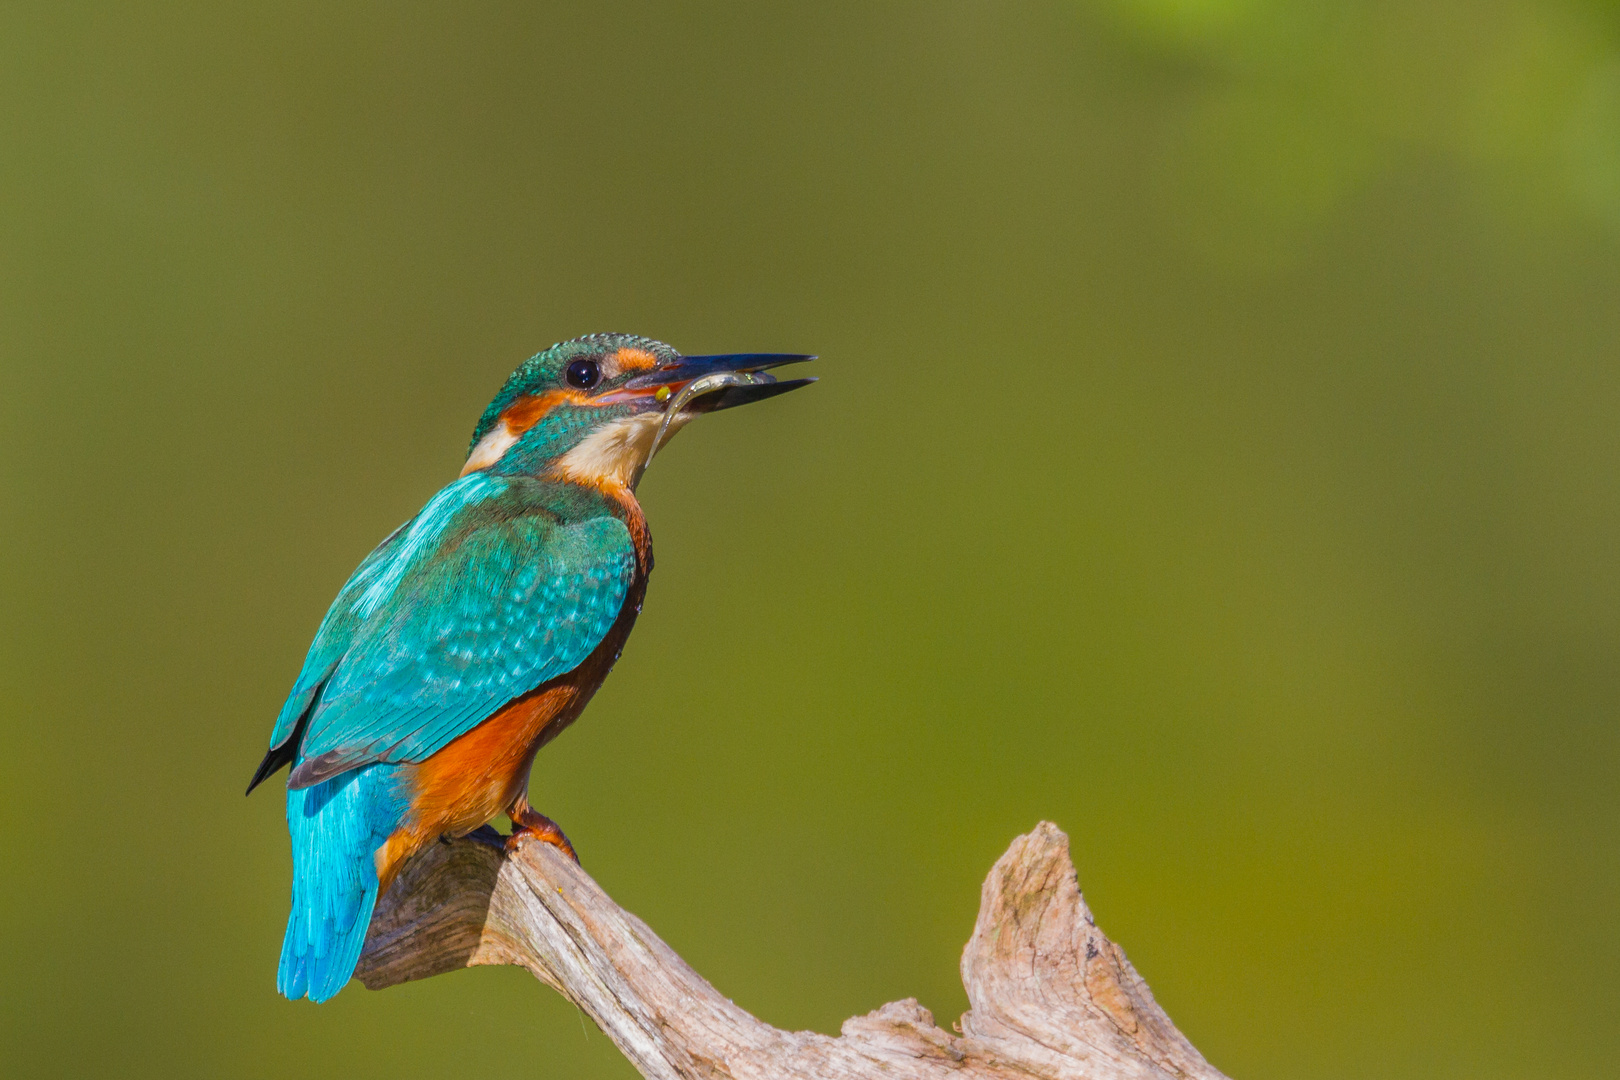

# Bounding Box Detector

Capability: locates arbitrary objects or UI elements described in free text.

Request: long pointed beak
[621,352,816,411]
[610,352,815,489]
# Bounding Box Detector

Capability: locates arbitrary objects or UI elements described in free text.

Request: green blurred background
[3,2,1618,1077]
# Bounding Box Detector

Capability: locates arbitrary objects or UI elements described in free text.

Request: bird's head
[462,333,814,489]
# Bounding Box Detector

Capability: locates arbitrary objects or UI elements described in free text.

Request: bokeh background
[3,2,1619,1077]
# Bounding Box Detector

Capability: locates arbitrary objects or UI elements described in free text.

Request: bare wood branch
[356,822,1228,1080]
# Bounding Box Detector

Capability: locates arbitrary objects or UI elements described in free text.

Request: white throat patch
[551,411,694,490]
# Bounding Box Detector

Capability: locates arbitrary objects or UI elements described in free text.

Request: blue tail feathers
[278,764,408,1002]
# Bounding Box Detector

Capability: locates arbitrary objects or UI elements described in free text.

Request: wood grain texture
[355,822,1229,1080]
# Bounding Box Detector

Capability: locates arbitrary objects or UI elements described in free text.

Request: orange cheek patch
[612,347,659,372]
[500,390,590,436]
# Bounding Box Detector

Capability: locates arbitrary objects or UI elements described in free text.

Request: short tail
[278,763,407,1002]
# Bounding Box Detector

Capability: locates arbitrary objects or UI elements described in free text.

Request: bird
[246,334,813,1002]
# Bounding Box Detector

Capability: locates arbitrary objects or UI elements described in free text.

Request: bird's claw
[505,804,580,864]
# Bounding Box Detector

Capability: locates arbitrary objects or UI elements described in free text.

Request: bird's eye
[565,359,602,389]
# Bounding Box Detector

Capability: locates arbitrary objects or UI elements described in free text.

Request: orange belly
[410,682,577,839]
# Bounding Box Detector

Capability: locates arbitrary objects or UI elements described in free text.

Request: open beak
[605,352,815,485]
[619,352,817,412]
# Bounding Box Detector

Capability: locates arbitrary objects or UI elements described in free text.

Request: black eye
[565,359,601,389]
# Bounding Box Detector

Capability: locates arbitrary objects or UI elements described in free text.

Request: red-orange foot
[506,797,579,863]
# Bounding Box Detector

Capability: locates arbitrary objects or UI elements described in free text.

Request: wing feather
[265,474,637,789]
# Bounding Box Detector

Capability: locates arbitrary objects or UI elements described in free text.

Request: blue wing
[264,472,637,789]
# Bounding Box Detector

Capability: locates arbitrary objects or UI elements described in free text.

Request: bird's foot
[506,801,579,864]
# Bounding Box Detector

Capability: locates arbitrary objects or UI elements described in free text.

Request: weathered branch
[356,822,1228,1080]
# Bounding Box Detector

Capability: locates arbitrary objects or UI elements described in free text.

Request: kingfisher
[246,334,813,1002]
